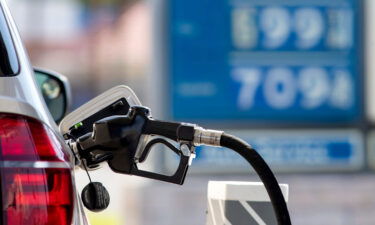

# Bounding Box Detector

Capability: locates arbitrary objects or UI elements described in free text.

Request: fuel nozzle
[70,106,202,184]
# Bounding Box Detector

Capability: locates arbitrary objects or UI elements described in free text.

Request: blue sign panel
[169,0,362,122]
[177,130,363,172]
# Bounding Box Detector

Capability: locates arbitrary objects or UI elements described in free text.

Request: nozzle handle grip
[131,138,190,185]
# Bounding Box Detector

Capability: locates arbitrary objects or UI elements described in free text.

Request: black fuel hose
[220,133,291,225]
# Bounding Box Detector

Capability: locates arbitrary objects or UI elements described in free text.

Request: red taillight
[0,115,68,161]
[0,114,73,225]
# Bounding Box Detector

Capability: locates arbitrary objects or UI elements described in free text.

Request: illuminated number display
[231,6,353,51]
[169,0,361,123]
[232,67,354,111]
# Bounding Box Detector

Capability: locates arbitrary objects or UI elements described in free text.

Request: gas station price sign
[168,0,362,123]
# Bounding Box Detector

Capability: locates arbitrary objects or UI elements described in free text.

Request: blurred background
[7,0,375,224]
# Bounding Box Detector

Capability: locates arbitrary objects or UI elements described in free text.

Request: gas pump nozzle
[70,106,209,185]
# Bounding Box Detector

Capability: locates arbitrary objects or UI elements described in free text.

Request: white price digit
[294,7,324,49]
[231,8,257,49]
[264,67,296,109]
[232,68,261,110]
[260,7,291,49]
[299,67,330,109]
[330,69,354,109]
[326,9,353,49]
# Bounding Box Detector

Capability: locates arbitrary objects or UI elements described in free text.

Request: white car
[0,0,88,224]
